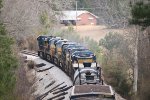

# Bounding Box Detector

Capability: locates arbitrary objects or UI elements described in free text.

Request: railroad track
[21,50,72,100]
[21,50,38,57]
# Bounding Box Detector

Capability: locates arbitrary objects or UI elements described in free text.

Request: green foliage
[130,1,150,27]
[83,37,102,63]
[74,0,92,12]
[40,11,49,26]
[0,0,3,10]
[39,11,56,35]
[0,23,6,35]
[77,0,88,9]
[0,16,18,100]
[99,32,124,51]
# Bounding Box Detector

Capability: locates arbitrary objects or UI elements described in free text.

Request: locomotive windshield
[72,50,94,57]
[70,48,87,55]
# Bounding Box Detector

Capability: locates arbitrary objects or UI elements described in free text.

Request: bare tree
[0,0,74,39]
[77,0,131,28]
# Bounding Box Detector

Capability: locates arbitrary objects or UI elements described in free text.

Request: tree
[0,1,18,99]
[74,0,130,28]
[99,33,133,98]
[130,1,150,28]
[130,1,150,99]
[1,0,74,38]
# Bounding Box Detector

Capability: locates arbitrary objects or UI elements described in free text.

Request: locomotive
[37,35,115,100]
[37,35,100,80]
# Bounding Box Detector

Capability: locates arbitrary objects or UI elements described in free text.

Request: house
[59,10,98,26]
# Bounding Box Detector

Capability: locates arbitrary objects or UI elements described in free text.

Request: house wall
[76,13,97,25]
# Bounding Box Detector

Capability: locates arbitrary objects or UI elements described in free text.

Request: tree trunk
[133,26,139,95]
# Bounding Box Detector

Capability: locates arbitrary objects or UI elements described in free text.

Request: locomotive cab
[71,50,98,69]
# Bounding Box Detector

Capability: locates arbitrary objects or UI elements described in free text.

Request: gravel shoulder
[23,54,72,100]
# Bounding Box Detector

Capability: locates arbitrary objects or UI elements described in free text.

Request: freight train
[37,35,115,100]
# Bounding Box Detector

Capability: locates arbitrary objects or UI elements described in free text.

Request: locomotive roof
[56,39,68,44]
[49,37,61,42]
[48,37,61,41]
[37,35,53,40]
[62,41,76,45]
[72,50,93,55]
[66,44,82,49]
[71,84,114,98]
[37,35,53,38]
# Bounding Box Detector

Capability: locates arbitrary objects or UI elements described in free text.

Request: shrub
[27,60,35,69]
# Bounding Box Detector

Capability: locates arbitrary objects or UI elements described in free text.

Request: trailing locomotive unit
[60,42,77,70]
[65,47,88,76]
[54,39,68,66]
[37,35,53,59]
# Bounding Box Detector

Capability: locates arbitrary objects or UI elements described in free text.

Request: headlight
[73,60,77,63]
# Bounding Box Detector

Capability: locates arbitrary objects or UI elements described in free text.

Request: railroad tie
[36,63,46,67]
[52,86,72,94]
[45,80,56,89]
[37,66,54,72]
[36,82,65,100]
[53,96,65,100]
[47,92,68,100]
[39,78,43,81]
[49,82,65,93]
[51,85,67,93]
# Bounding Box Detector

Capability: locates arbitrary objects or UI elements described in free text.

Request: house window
[90,23,94,25]
[88,17,94,20]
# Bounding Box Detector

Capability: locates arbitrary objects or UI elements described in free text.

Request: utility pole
[76,0,77,31]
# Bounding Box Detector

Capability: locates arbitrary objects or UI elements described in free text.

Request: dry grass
[62,25,125,42]
[17,35,38,51]
[26,35,38,51]
[14,57,35,100]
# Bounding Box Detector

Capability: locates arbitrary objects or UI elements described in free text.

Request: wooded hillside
[76,0,130,28]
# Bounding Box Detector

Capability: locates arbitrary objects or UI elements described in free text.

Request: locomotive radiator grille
[74,84,112,95]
